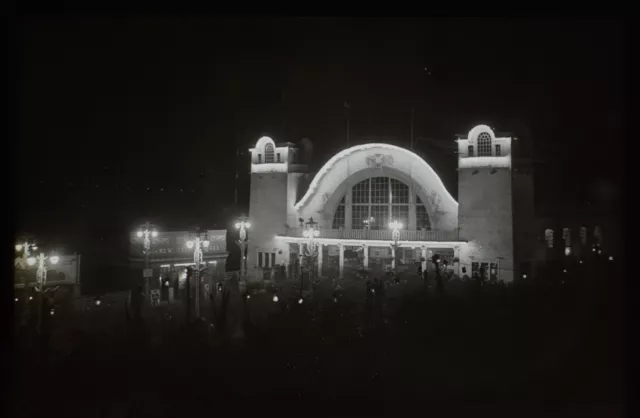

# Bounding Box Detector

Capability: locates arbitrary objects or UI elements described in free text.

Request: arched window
[477,132,492,157]
[264,143,275,163]
[332,177,430,230]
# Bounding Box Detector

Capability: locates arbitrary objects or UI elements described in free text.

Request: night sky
[15,17,624,259]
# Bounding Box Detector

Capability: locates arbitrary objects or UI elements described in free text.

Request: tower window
[276,153,281,163]
[478,132,492,156]
[495,144,501,156]
[468,145,474,157]
[258,154,262,164]
[265,143,275,163]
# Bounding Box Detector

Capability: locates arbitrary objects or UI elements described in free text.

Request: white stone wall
[458,167,514,282]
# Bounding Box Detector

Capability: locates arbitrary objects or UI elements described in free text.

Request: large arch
[295,144,458,231]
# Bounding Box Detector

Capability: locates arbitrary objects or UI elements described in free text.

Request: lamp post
[301,217,320,299]
[135,222,159,304]
[235,217,251,283]
[389,220,403,270]
[187,229,210,320]
[16,243,60,334]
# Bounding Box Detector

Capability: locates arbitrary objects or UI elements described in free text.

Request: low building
[128,229,228,303]
[14,253,82,297]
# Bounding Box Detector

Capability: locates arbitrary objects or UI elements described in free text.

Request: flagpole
[410,107,415,150]
[344,101,351,148]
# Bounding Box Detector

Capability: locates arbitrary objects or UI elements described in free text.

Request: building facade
[247,125,543,283]
[128,229,228,303]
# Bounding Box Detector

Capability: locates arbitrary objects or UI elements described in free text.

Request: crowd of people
[10,253,622,416]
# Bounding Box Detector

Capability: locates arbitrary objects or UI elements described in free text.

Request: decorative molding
[365,154,394,168]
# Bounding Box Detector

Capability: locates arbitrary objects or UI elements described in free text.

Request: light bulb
[95,300,101,306]
[186,241,194,249]
[203,240,210,248]
[27,257,36,266]
[246,294,251,300]
[608,256,613,261]
[50,310,55,316]
[136,231,143,238]
[29,296,33,300]
[245,222,251,229]
[50,255,60,264]
[272,295,279,303]
[298,298,303,304]
[151,230,158,238]
[15,244,23,252]
[235,222,241,229]
[14,298,18,302]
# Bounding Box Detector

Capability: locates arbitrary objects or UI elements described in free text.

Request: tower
[457,125,515,283]
[247,136,307,280]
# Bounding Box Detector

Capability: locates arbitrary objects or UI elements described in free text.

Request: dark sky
[15,17,624,255]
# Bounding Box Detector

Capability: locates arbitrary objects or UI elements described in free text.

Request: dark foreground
[11,272,623,417]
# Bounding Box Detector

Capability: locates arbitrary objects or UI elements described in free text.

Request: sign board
[143,268,153,278]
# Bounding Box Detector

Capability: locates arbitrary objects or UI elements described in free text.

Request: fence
[284,228,459,242]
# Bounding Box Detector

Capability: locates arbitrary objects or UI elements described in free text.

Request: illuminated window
[495,144,501,156]
[416,196,431,230]
[265,144,275,163]
[478,132,492,156]
[333,196,345,229]
[545,229,554,248]
[468,145,474,157]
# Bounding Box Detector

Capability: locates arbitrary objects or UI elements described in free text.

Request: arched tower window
[264,143,275,163]
[477,132,492,157]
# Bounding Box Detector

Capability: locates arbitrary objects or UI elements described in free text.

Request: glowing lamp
[15,244,23,252]
[14,298,18,302]
[313,229,320,237]
[246,294,251,300]
[50,255,60,264]
[165,281,169,286]
[272,295,279,303]
[298,298,304,304]
[50,309,55,316]
[186,240,195,249]
[203,240,210,248]
[522,274,527,279]
[608,256,614,261]
[32,246,38,251]
[563,269,567,273]
[245,222,251,229]
[29,296,33,301]
[579,260,583,264]
[151,230,158,238]
[95,299,101,306]
[235,222,241,229]
[136,231,143,238]
[27,257,36,266]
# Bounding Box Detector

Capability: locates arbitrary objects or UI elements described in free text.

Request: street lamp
[301,217,320,297]
[15,243,60,334]
[389,220,403,270]
[235,217,251,283]
[135,222,159,304]
[186,229,210,320]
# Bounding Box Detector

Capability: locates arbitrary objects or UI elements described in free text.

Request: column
[453,245,460,278]
[338,243,345,279]
[317,244,323,278]
[362,244,369,269]
[421,246,428,272]
[391,244,396,270]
